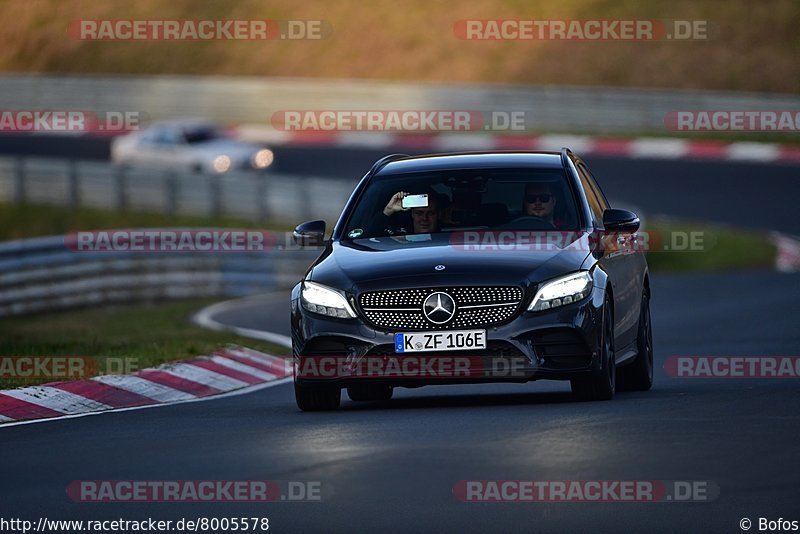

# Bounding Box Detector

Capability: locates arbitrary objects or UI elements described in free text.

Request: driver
[383,190,442,234]
[522,183,562,228]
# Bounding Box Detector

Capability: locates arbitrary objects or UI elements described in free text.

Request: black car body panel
[290,150,649,400]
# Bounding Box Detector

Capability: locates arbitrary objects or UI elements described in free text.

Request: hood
[308,232,592,293]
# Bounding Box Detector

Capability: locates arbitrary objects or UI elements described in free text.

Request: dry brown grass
[0,0,797,93]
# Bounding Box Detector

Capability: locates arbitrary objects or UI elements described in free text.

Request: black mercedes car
[290,149,653,410]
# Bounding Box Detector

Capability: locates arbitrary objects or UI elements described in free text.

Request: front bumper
[291,284,606,389]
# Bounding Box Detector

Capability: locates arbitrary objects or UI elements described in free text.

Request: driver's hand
[383,191,408,216]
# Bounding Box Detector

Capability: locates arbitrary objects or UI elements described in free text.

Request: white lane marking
[192,297,293,347]
[335,132,395,148]
[91,374,196,402]
[1,386,112,414]
[0,413,15,423]
[534,135,595,153]
[0,377,293,429]
[161,363,250,391]
[433,134,495,151]
[726,142,780,162]
[630,138,689,159]
[208,355,278,381]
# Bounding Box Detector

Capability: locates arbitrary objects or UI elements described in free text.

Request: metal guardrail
[0,233,317,317]
[0,156,354,223]
[0,154,340,317]
[2,75,799,134]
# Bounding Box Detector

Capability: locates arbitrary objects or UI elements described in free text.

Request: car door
[575,160,640,352]
[144,126,183,168]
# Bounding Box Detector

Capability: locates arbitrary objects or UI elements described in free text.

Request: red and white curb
[0,346,292,427]
[773,232,800,273]
[236,126,800,164]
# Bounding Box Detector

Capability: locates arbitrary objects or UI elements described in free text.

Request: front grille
[359,286,523,330]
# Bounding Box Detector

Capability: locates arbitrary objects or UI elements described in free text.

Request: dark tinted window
[576,163,605,227]
[344,168,580,239]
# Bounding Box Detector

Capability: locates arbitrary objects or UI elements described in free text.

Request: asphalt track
[2,148,799,533]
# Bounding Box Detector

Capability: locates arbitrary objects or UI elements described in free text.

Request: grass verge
[0,298,289,390]
[0,202,295,242]
[644,219,776,272]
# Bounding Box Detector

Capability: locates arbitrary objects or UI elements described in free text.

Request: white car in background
[111,120,274,174]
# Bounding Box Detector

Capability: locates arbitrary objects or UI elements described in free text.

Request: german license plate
[394,330,487,353]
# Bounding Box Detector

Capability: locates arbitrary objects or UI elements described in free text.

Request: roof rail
[367,153,409,177]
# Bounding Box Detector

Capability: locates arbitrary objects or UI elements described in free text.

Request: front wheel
[295,382,341,411]
[617,292,654,391]
[571,295,615,401]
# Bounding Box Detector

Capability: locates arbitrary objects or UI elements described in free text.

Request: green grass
[0,298,289,389]
[0,202,295,241]
[644,219,777,272]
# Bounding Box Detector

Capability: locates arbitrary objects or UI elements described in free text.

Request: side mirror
[293,219,326,247]
[603,209,640,233]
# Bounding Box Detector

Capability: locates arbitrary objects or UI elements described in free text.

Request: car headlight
[301,281,356,319]
[528,271,593,312]
[252,148,274,169]
[212,154,231,173]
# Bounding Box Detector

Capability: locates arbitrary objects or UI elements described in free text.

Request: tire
[347,384,394,402]
[617,292,654,391]
[294,381,341,411]
[571,295,615,401]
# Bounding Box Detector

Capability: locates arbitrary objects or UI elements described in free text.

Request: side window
[580,163,610,211]
[576,164,604,227]
[153,128,179,145]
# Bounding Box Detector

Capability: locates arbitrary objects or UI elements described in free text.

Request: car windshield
[343,168,581,239]
[182,126,226,144]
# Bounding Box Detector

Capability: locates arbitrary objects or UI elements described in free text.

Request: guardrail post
[301,176,313,221]
[256,176,268,222]
[114,165,128,211]
[13,157,25,204]
[165,172,178,215]
[67,160,80,208]
[210,176,222,218]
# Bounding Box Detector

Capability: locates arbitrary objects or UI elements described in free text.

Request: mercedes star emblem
[423,292,456,324]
